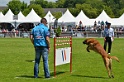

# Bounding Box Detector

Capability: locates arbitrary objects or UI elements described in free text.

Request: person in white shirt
[103,22,114,54]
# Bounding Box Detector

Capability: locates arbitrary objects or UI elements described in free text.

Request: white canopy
[44,11,55,23]
[14,11,26,27]
[14,9,42,28]
[17,9,41,24]
[0,12,4,19]
[0,9,14,23]
[105,13,124,26]
[58,9,75,23]
[75,10,94,26]
[17,11,25,21]
[115,13,124,25]
[24,9,41,23]
[95,10,111,22]
[0,9,124,28]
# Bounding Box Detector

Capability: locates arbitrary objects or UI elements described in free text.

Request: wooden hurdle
[54,36,72,77]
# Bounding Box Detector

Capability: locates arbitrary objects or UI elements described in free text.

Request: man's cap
[107,22,111,25]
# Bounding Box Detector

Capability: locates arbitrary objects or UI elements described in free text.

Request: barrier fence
[0,31,124,38]
[54,36,72,77]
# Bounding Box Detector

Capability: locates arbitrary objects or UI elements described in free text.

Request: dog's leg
[87,46,90,52]
[109,59,114,78]
[103,58,111,78]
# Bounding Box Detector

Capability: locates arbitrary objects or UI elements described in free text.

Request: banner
[55,47,71,66]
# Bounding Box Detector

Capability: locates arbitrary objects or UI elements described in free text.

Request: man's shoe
[34,76,38,78]
[45,76,50,79]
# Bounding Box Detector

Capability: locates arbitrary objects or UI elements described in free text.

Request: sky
[0,0,57,6]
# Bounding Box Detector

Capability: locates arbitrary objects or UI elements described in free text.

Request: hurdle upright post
[54,37,56,77]
[70,36,72,73]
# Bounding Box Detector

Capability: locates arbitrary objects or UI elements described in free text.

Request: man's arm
[46,36,50,48]
[30,34,34,45]
[46,36,50,53]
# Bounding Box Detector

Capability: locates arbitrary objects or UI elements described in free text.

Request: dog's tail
[108,56,120,62]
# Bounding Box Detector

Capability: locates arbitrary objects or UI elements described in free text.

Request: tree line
[2,0,124,19]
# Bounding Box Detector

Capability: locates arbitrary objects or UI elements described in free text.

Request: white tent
[14,11,26,28]
[0,9,124,29]
[14,9,42,28]
[0,12,4,26]
[105,13,124,26]
[0,9,14,23]
[17,11,25,21]
[114,13,124,25]
[75,10,94,26]
[95,10,111,23]
[0,12,4,19]
[58,9,75,23]
[0,9,15,27]
[44,11,55,23]
[23,9,41,23]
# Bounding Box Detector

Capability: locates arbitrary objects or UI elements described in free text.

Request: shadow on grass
[50,71,66,76]
[15,71,65,79]
[25,60,43,62]
[15,75,39,79]
[72,75,109,79]
[15,75,34,78]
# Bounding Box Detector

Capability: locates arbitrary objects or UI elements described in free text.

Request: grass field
[0,38,124,82]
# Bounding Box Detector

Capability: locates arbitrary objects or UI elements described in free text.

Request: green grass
[0,38,124,82]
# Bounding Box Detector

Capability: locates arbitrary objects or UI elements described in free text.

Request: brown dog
[83,38,119,78]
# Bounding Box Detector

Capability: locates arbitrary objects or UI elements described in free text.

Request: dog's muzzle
[83,41,86,44]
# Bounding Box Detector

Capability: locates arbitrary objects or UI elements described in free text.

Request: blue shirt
[103,27,114,37]
[31,23,50,47]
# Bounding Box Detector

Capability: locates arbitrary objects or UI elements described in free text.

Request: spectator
[54,19,58,28]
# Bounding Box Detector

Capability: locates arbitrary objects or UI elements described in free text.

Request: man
[103,22,114,54]
[30,18,50,78]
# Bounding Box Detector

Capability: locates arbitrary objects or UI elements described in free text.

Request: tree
[2,0,124,19]
[52,12,62,19]
[102,0,123,17]
[64,0,75,8]
[7,0,27,15]
[2,0,28,15]
[75,3,98,18]
[119,8,124,16]
[28,4,44,17]
[22,8,30,16]
[56,0,65,8]
[103,6,115,18]
[64,0,85,8]
[22,4,44,17]
[31,0,49,8]
[21,1,28,11]
[69,8,79,17]
[47,2,57,8]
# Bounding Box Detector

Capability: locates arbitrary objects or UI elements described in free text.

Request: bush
[54,27,61,37]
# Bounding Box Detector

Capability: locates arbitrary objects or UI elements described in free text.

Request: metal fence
[72,31,124,38]
[0,31,124,38]
[0,31,30,38]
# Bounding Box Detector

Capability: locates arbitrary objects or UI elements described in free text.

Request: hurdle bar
[54,36,72,77]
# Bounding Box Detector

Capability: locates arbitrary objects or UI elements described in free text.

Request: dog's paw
[86,46,90,52]
[109,75,114,78]
[111,75,114,78]
[87,50,90,52]
[87,49,90,52]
